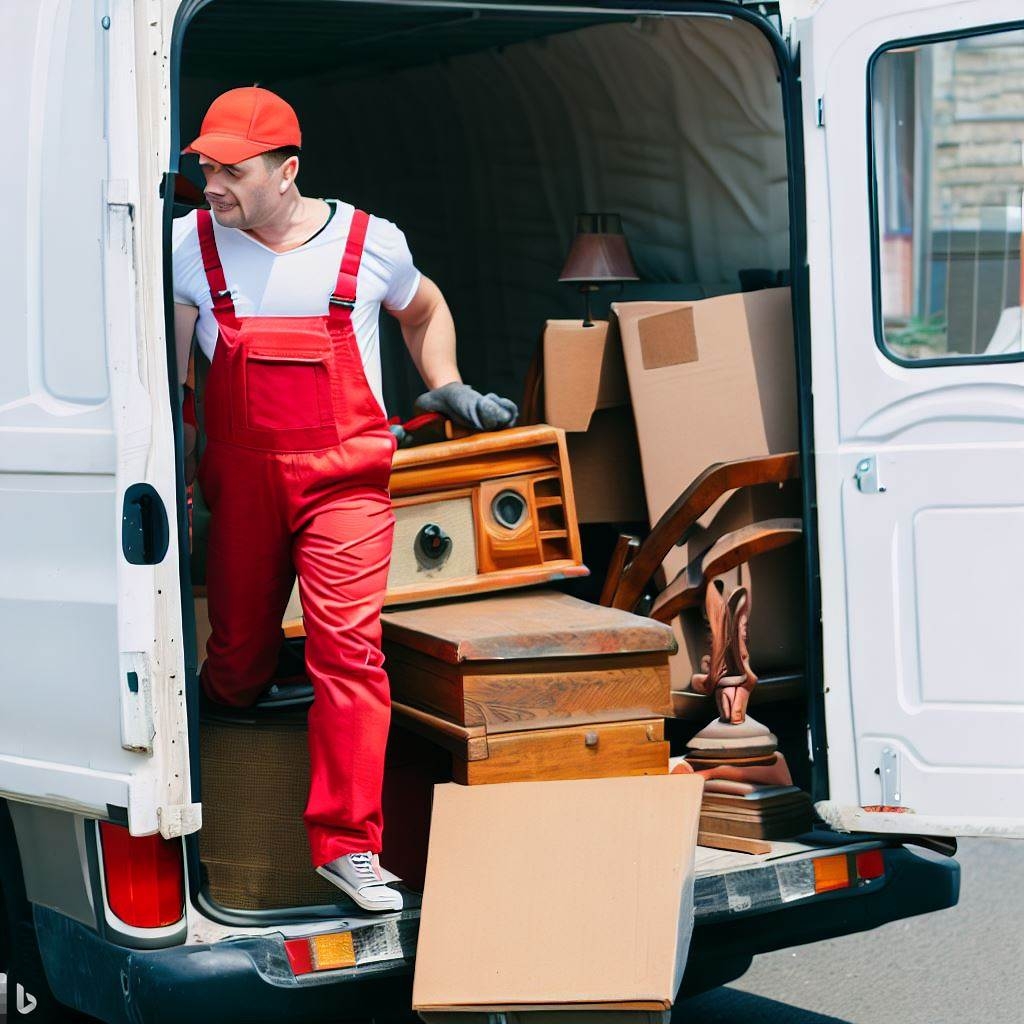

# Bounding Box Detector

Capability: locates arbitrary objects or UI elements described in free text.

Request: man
[173,87,517,912]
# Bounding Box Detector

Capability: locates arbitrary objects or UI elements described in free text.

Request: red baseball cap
[183,87,301,164]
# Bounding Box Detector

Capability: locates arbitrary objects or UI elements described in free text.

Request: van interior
[171,0,813,921]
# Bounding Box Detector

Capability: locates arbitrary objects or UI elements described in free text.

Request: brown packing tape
[638,307,699,370]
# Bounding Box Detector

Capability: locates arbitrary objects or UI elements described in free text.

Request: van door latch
[854,456,886,494]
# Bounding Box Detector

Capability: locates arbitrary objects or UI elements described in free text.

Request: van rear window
[870,27,1024,365]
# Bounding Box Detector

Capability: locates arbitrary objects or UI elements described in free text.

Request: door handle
[122,483,170,564]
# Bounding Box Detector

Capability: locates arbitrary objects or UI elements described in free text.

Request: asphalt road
[675,839,1024,1024]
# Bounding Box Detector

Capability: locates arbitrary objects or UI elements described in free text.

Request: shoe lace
[349,852,377,882]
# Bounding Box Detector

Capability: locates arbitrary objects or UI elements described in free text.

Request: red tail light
[98,821,184,927]
[855,849,886,881]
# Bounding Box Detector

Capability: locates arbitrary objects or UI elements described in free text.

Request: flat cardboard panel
[412,775,703,1012]
[421,1010,671,1023]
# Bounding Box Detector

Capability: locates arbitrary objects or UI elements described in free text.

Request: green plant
[885,312,949,357]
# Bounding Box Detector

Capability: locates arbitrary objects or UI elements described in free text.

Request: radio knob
[492,489,528,530]
[414,522,453,570]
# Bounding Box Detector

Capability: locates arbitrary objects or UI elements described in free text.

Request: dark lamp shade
[558,213,639,283]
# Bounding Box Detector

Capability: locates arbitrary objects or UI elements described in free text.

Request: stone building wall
[931,34,1024,231]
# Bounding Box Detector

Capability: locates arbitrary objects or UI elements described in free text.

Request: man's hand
[413,381,518,431]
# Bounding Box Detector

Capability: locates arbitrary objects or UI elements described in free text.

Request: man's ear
[281,155,300,191]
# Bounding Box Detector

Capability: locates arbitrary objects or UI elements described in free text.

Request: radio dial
[414,522,453,570]
[492,489,528,530]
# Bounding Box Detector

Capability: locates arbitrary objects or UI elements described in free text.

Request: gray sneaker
[315,853,403,912]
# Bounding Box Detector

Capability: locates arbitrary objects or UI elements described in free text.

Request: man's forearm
[394,279,518,433]
[393,276,461,390]
[400,303,460,390]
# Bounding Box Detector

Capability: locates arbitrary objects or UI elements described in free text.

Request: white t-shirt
[172,200,421,414]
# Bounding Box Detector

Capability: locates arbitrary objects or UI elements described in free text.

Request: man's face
[198,153,291,229]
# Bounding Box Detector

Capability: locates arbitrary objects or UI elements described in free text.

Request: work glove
[413,381,519,431]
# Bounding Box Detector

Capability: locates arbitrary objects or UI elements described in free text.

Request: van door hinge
[854,456,886,493]
[816,96,824,127]
[879,747,901,805]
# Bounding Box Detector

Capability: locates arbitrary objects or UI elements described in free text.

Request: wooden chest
[393,701,668,785]
[381,589,677,734]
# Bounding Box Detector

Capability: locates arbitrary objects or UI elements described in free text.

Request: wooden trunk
[382,589,676,733]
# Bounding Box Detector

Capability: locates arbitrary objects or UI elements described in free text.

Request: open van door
[0,0,197,838]
[797,0,1024,837]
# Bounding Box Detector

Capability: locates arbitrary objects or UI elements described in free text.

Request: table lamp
[558,212,639,327]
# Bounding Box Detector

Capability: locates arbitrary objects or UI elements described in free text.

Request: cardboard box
[420,1012,670,1024]
[412,775,703,1018]
[611,290,803,688]
[566,408,647,524]
[543,320,630,431]
[543,320,646,523]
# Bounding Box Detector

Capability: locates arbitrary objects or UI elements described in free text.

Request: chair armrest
[603,452,800,612]
[650,517,802,623]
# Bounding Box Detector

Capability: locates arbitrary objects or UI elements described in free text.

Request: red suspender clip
[328,210,370,317]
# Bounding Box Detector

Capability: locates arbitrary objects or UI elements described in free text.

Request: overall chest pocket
[243,349,335,433]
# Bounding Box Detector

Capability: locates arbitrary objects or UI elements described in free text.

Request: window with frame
[872,27,1024,363]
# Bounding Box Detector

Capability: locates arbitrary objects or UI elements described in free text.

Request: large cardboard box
[611,290,803,689]
[413,774,703,1020]
[543,320,646,524]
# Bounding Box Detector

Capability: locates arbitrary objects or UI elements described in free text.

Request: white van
[2,0,1021,1020]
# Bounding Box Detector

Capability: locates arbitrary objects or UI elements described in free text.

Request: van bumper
[34,904,418,1024]
[682,843,960,993]
[36,844,957,1023]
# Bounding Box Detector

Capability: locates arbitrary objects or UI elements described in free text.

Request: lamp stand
[580,284,599,328]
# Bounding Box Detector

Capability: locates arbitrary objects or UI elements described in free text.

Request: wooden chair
[599,452,805,719]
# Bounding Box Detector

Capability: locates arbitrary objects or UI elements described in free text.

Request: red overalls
[194,207,398,868]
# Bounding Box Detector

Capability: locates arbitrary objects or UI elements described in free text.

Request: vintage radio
[384,424,586,605]
[273,425,586,635]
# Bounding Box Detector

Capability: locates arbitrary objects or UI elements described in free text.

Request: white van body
[0,0,196,839]
[791,0,1024,838]
[2,0,1018,1019]
[0,0,1020,858]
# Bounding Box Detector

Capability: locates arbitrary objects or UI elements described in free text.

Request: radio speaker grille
[387,496,477,590]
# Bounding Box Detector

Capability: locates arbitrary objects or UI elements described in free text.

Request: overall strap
[328,209,370,324]
[196,209,238,320]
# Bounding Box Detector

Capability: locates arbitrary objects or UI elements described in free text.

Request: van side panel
[0,0,195,836]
